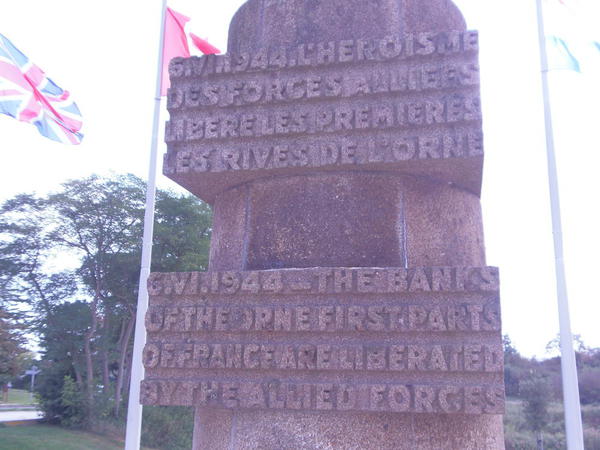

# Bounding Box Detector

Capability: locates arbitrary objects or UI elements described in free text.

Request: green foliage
[503,336,600,447]
[504,400,600,449]
[583,402,600,427]
[37,360,87,428]
[42,301,90,365]
[0,175,212,421]
[141,406,193,450]
[584,426,600,449]
[15,351,38,373]
[0,306,26,386]
[0,173,212,443]
[580,368,600,405]
[520,373,551,433]
[36,363,71,424]
[60,376,87,428]
[504,364,522,398]
[503,334,531,398]
[152,190,212,272]
[503,334,519,357]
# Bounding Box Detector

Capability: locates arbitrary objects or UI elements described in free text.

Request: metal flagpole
[125,0,168,448]
[535,0,584,448]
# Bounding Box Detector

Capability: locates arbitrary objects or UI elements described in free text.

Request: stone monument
[141,0,505,448]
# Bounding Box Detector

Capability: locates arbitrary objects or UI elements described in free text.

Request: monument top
[228,0,467,54]
[164,0,483,203]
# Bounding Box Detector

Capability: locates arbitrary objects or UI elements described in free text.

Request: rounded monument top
[227,0,466,54]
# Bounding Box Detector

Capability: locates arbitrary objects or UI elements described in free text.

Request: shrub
[36,363,69,424]
[520,374,551,433]
[141,406,193,450]
[583,404,600,428]
[505,366,521,397]
[580,368,600,405]
[584,427,600,450]
[60,376,88,428]
[504,427,536,449]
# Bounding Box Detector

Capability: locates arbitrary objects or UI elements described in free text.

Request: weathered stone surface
[208,173,486,270]
[193,409,504,450]
[164,30,484,202]
[143,0,505,447]
[227,0,467,54]
[141,267,503,414]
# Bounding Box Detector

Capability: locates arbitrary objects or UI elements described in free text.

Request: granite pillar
[142,0,505,448]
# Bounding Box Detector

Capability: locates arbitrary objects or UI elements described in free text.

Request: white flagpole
[125,1,167,449]
[535,1,584,448]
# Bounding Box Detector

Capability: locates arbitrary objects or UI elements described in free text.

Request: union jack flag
[0,33,83,145]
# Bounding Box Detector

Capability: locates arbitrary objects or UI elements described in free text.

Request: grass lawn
[0,424,128,450]
[0,389,36,406]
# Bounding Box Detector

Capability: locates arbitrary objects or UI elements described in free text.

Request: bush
[583,404,600,428]
[504,397,570,450]
[504,427,537,450]
[36,362,89,428]
[542,432,566,449]
[584,427,600,450]
[520,374,551,433]
[505,366,521,397]
[580,368,600,405]
[36,363,69,424]
[141,406,193,450]
[504,427,566,450]
[60,376,87,428]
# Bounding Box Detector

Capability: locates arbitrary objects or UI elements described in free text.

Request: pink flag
[161,7,191,96]
[189,33,220,55]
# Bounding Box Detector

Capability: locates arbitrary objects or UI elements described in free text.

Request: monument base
[192,408,504,449]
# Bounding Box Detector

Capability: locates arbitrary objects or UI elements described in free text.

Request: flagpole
[125,1,167,449]
[535,1,584,448]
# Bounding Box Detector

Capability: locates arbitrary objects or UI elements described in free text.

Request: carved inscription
[141,266,504,414]
[165,95,482,141]
[164,30,484,190]
[147,267,499,296]
[163,132,483,175]
[169,31,480,79]
[145,303,501,333]
[143,342,503,372]
[140,380,504,414]
[167,64,480,109]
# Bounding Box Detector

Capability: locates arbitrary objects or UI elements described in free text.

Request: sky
[1,0,598,358]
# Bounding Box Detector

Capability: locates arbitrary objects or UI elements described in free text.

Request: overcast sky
[1,0,598,357]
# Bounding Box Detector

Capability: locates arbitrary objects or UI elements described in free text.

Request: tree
[0,307,26,390]
[98,187,212,416]
[503,334,531,397]
[0,173,213,426]
[41,301,92,388]
[45,175,146,406]
[1,174,211,416]
[521,373,551,449]
[152,191,212,272]
[545,333,588,357]
[0,194,59,313]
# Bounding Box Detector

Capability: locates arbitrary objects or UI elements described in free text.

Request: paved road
[0,410,43,422]
[0,404,37,411]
